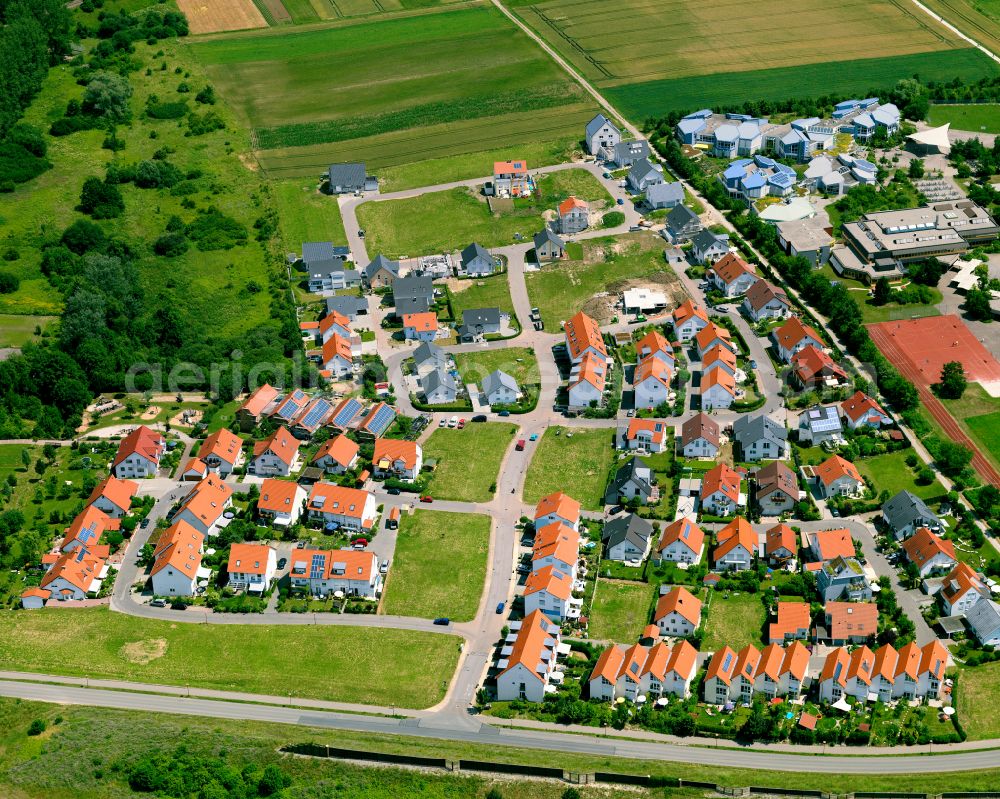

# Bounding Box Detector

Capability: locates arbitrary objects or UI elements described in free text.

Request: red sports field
[868,315,1000,487]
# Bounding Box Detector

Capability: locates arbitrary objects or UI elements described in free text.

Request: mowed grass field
[0,314,57,347]
[273,178,348,249]
[422,423,517,502]
[0,607,460,708]
[381,510,491,621]
[702,590,765,652]
[855,451,947,501]
[453,347,541,387]
[957,660,1000,739]
[523,426,616,510]
[190,7,595,176]
[929,103,1000,133]
[589,579,652,642]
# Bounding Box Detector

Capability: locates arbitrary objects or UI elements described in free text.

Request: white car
[438,418,447,427]
[448,416,459,428]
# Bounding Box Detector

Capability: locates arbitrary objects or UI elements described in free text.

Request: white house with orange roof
[939,562,988,616]
[656,517,705,564]
[811,454,864,498]
[694,322,735,358]
[237,383,280,431]
[312,434,360,474]
[709,253,758,297]
[249,426,302,477]
[713,515,756,570]
[523,565,577,621]
[568,350,607,409]
[819,641,947,703]
[635,329,674,368]
[558,196,589,234]
[87,476,138,518]
[173,475,233,537]
[700,368,736,410]
[808,527,855,563]
[532,522,580,578]
[196,428,243,477]
[289,548,380,597]
[257,478,306,527]
[306,483,377,532]
[493,160,530,196]
[402,311,438,343]
[701,463,743,517]
[772,317,824,363]
[621,417,669,453]
[60,505,119,554]
[20,586,51,609]
[672,300,709,342]
[319,310,352,343]
[703,645,739,703]
[702,343,737,379]
[903,527,957,578]
[227,543,277,593]
[654,585,702,636]
[563,310,609,365]
[840,390,892,430]
[373,438,423,481]
[534,491,581,531]
[633,356,672,408]
[589,640,698,702]
[150,520,204,597]
[322,333,355,378]
[40,548,107,601]
[496,610,561,702]
[112,425,165,479]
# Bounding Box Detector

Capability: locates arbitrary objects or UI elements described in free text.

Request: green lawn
[449,273,516,321]
[857,291,942,324]
[525,231,684,326]
[523,427,616,510]
[929,103,1000,133]
[701,590,765,651]
[273,177,347,248]
[0,314,57,348]
[381,510,490,622]
[957,661,1000,739]
[588,579,652,642]
[967,411,1000,466]
[423,423,517,502]
[357,187,545,256]
[529,168,612,206]
[0,607,459,708]
[452,347,540,387]
[855,451,947,501]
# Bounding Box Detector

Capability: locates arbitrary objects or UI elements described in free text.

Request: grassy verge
[380,510,490,622]
[449,273,516,321]
[0,607,459,708]
[423,423,517,502]
[523,427,616,510]
[701,590,765,651]
[588,579,652,642]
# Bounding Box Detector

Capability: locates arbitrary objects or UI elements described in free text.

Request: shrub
[6,124,47,158]
[61,219,107,255]
[602,210,625,227]
[153,232,188,257]
[916,466,935,485]
[187,110,225,136]
[146,100,188,120]
[0,143,50,185]
[49,116,96,137]
[0,272,19,294]
[79,177,124,219]
[186,207,248,251]
[27,719,46,736]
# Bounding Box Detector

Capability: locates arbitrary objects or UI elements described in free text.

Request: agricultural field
[453,347,541,387]
[523,426,616,510]
[191,7,595,176]
[357,187,545,257]
[588,579,652,642]
[380,510,491,621]
[0,607,460,707]
[525,231,686,327]
[928,103,1000,133]
[176,0,267,34]
[921,0,1000,61]
[422,423,517,502]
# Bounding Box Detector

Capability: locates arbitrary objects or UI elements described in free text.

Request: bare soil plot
[176,0,268,33]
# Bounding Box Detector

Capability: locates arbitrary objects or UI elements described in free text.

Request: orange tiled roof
[322,333,353,364]
[768,601,810,642]
[314,434,359,468]
[702,464,741,504]
[524,564,573,601]
[87,476,138,512]
[500,609,559,682]
[178,474,232,528]
[814,454,862,488]
[825,601,878,640]
[228,543,273,576]
[41,548,106,593]
[306,483,371,519]
[811,528,855,561]
[657,517,705,556]
[253,426,301,466]
[626,417,668,446]
[239,384,280,417]
[197,428,243,466]
[765,522,797,556]
[558,196,588,215]
[112,425,164,469]
[373,438,421,471]
[150,519,203,579]
[841,390,889,424]
[774,317,822,351]
[672,299,708,326]
[535,491,581,526]
[564,311,607,361]
[902,527,956,571]
[402,312,437,332]
[257,478,300,514]
[654,585,702,626]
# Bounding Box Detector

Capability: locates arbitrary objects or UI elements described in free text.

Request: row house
[704,642,809,704]
[496,610,562,702]
[819,640,948,703]
[589,640,698,702]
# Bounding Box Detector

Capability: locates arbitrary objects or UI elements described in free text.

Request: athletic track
[868,324,1000,488]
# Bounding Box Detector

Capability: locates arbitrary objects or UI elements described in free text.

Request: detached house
[607,139,651,168]
[694,322,735,358]
[482,369,520,406]
[656,517,705,565]
[817,556,873,602]
[633,356,672,409]
[494,160,530,196]
[558,197,589,234]
[966,598,1000,647]
[237,384,280,431]
[635,330,674,366]
[626,158,664,193]
[903,527,957,578]
[607,456,656,505]
[312,434,360,475]
[702,344,737,380]
[663,204,703,244]
[646,181,684,210]
[940,562,988,616]
[306,483,377,532]
[289,548,380,598]
[765,523,798,566]
[402,312,438,343]
[709,253,758,298]
[654,586,702,637]
[421,368,458,405]
[373,439,422,481]
[257,478,306,527]
[756,461,798,516]
[60,505,118,554]
[701,463,743,517]
[622,417,669,453]
[533,228,565,261]
[227,543,277,593]
[819,601,878,645]
[174,475,233,537]
[671,299,709,342]
[809,528,855,563]
[112,425,165,479]
[41,548,106,601]
[602,513,653,562]
[250,426,302,477]
[364,254,400,289]
[882,489,944,540]
[196,428,243,477]
[792,345,848,389]
[767,601,811,644]
[585,113,621,155]
[87,476,138,519]
[812,454,864,498]
[150,520,204,597]
[713,516,756,571]
[772,317,824,363]
[690,229,730,264]
[497,610,562,702]
[798,405,843,446]
[732,414,787,462]
[460,242,495,276]
[840,390,892,430]
[742,280,790,322]
[680,412,719,459]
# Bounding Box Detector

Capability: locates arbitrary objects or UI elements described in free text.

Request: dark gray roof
[302,241,337,264]
[325,295,368,318]
[628,158,660,183]
[396,297,431,316]
[646,181,684,204]
[882,490,941,531]
[328,162,366,189]
[422,367,456,396]
[613,139,650,162]
[602,512,654,550]
[666,204,700,230]
[608,456,654,500]
[462,307,502,328]
[733,414,787,449]
[800,404,842,434]
[482,369,518,396]
[691,229,728,251]
[413,341,446,368]
[461,242,491,266]
[309,258,357,281]
[393,273,434,302]
[586,113,616,139]
[365,254,399,280]
[533,228,565,250]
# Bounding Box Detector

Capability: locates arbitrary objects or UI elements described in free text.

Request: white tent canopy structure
[907,124,951,154]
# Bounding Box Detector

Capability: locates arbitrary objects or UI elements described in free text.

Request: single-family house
[60,505,118,554]
[421,367,458,405]
[690,229,730,264]
[364,254,400,289]
[150,520,204,597]
[626,158,664,193]
[663,204,703,244]
[535,491,581,531]
[646,181,684,210]
[257,478,306,527]
[523,564,576,622]
[633,356,672,408]
[813,454,864,498]
[413,341,448,376]
[237,384,281,431]
[602,513,653,562]
[680,412,720,458]
[733,414,787,462]
[772,317,824,363]
[393,274,435,317]
[460,242,495,276]
[700,368,736,410]
[672,299,709,341]
[756,461,799,516]
[765,522,798,566]
[327,162,375,194]
[373,439,422,481]
[321,333,355,377]
[817,556,873,602]
[940,562,988,616]
[809,528,856,563]
[966,598,1000,647]
[654,586,702,637]
[87,476,138,519]
[798,405,843,446]
[819,601,878,645]
[792,345,848,389]
[882,490,944,540]
[496,610,561,702]
[607,456,656,505]
[607,138,651,167]
[227,543,277,593]
[312,434,360,475]
[304,244,358,293]
[585,113,621,155]
[710,253,758,297]
[173,475,233,537]
[40,548,106,601]
[196,428,243,477]
[622,417,670,453]
[457,307,504,341]
[533,228,565,262]
[558,197,589,234]
[742,280,790,322]
[482,369,520,406]
[325,295,369,321]
[840,390,892,430]
[250,426,302,477]
[305,483,377,532]
[713,516,756,570]
[701,464,743,517]
[903,527,957,578]
[402,311,438,343]
[656,517,705,565]
[768,601,811,644]
[493,160,530,196]
[112,425,165,479]
[289,548,380,598]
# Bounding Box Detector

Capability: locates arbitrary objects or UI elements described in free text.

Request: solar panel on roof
[722,652,733,672]
[309,552,325,580]
[75,549,86,562]
[366,404,396,436]
[834,661,843,680]
[300,399,332,430]
[333,398,362,427]
[79,522,98,543]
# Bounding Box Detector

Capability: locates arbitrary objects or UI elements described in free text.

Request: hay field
[176,0,268,33]
[515,0,966,85]
[920,0,1000,58]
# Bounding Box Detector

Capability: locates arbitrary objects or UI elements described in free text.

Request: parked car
[472,415,487,423]
[516,564,530,575]
[609,505,624,515]
[433,617,450,626]
[750,359,758,369]
[529,433,538,441]
[380,559,389,574]
[438,418,447,427]
[498,410,510,417]
[387,487,401,495]
[457,418,466,429]
[358,229,365,238]
[448,416,459,428]
[420,495,433,503]
[353,538,369,547]
[277,558,287,570]
[496,601,506,614]
[139,518,150,529]
[616,198,625,205]
[150,599,167,608]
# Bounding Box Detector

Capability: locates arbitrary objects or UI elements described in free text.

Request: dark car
[139,518,150,529]
[277,558,287,570]
[496,601,506,614]
[433,617,450,626]
[387,487,401,495]
[471,415,487,423]
[498,410,510,417]
[609,505,624,515]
